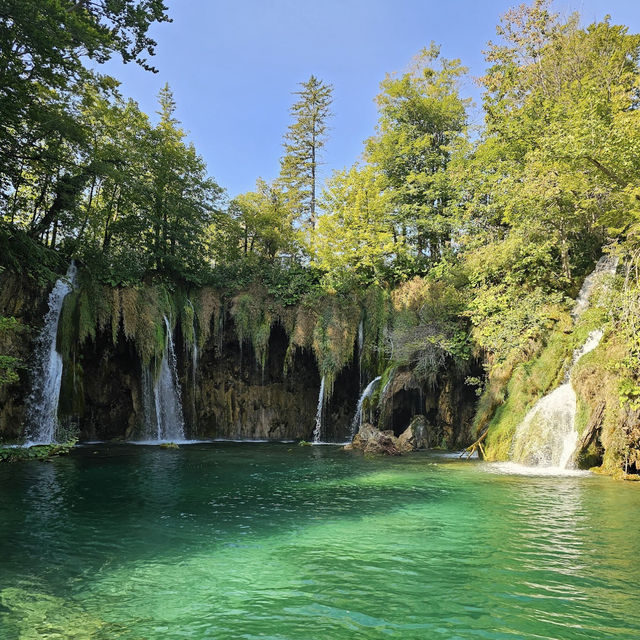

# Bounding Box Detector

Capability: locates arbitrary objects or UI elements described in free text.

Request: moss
[572,333,629,473]
[120,287,139,340]
[134,286,165,365]
[77,287,97,345]
[361,286,391,377]
[59,357,84,418]
[574,396,590,437]
[311,293,360,396]
[0,440,76,463]
[58,290,79,358]
[230,286,284,372]
[182,300,195,350]
[196,286,221,348]
[284,305,317,374]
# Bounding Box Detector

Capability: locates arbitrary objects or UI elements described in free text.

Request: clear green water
[1,444,639,639]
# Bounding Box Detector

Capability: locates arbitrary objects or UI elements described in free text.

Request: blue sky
[98,1,640,198]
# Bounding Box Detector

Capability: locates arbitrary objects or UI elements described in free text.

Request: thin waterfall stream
[312,376,326,443]
[350,376,381,438]
[139,316,186,442]
[24,261,77,445]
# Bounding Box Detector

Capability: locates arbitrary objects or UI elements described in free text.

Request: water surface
[1,443,639,639]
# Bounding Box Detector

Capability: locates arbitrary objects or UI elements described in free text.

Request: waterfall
[25,262,77,445]
[140,317,186,442]
[509,256,617,469]
[572,254,618,320]
[350,376,381,439]
[312,376,326,443]
[155,316,186,441]
[510,330,603,468]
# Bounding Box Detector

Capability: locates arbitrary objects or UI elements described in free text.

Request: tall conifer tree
[279,75,333,231]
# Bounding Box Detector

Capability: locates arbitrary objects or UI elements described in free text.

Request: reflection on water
[0,445,639,639]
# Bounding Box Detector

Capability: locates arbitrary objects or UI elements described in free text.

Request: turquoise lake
[1,443,639,639]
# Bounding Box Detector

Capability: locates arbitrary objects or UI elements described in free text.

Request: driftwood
[460,429,488,460]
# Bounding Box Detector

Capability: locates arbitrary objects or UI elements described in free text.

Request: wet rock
[397,415,430,452]
[350,422,402,456]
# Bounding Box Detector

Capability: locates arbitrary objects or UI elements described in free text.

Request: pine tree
[279,75,333,231]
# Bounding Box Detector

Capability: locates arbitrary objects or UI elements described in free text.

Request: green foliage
[230,179,297,260]
[314,165,397,286]
[390,277,471,384]
[230,287,281,372]
[0,226,63,286]
[0,440,76,463]
[0,0,170,203]
[311,294,360,395]
[0,314,24,387]
[361,286,392,378]
[482,279,616,461]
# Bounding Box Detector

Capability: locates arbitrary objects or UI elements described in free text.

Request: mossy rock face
[0,441,76,463]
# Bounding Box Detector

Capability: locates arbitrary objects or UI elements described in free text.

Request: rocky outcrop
[0,274,474,446]
[184,321,357,441]
[397,415,430,451]
[378,368,478,448]
[347,423,402,455]
[52,312,358,443]
[0,273,49,441]
[346,416,430,455]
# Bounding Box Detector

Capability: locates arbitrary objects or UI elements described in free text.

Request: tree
[474,1,640,280]
[142,84,223,279]
[0,0,170,197]
[231,179,295,259]
[365,44,469,269]
[313,164,397,285]
[279,75,333,231]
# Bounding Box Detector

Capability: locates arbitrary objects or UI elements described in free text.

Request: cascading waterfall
[350,376,381,438]
[510,330,603,468]
[509,255,618,469]
[571,255,618,319]
[312,376,326,443]
[140,317,186,442]
[24,262,77,445]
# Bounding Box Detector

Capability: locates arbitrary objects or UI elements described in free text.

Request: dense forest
[2,0,640,475]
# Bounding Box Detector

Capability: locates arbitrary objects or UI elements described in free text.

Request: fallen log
[460,429,489,460]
